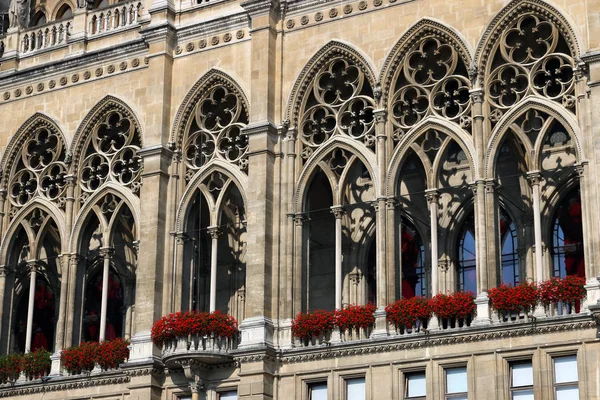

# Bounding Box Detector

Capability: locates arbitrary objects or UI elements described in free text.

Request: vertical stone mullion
[484,180,499,288]
[283,131,296,320]
[385,198,397,303]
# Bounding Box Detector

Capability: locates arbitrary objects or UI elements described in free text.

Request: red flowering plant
[488,282,538,316]
[430,291,476,325]
[97,338,130,370]
[61,341,99,374]
[151,310,239,347]
[23,348,51,379]
[334,304,377,333]
[0,354,23,384]
[385,297,432,331]
[539,276,586,306]
[291,310,335,342]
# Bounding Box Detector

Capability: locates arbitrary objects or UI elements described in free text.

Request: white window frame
[344,376,366,400]
[444,365,468,400]
[552,355,579,400]
[404,370,426,400]
[509,360,534,399]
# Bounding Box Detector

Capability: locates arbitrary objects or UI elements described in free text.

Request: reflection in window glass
[500,210,519,286]
[510,361,533,400]
[458,213,476,293]
[309,382,327,400]
[406,372,426,399]
[346,377,365,400]
[445,367,467,400]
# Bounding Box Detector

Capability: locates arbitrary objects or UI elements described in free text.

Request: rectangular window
[346,377,365,400]
[405,371,426,399]
[553,355,579,400]
[445,367,468,400]
[309,382,328,400]
[510,361,534,400]
[219,391,238,400]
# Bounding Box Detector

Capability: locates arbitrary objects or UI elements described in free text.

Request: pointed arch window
[551,189,584,278]
[457,213,476,293]
[500,211,519,286]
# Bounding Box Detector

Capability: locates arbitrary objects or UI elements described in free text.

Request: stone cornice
[0,371,130,398]
[0,39,147,87]
[176,11,249,40]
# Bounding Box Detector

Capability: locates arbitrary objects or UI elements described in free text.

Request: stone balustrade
[88,1,143,36]
[161,334,238,367]
[21,20,72,54]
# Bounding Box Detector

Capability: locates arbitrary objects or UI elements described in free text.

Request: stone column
[425,190,439,296]
[24,261,37,353]
[0,189,6,237]
[98,246,113,342]
[64,254,80,348]
[172,232,186,313]
[374,108,388,308]
[527,172,544,283]
[292,213,306,313]
[331,206,345,310]
[207,226,220,313]
[470,181,491,325]
[385,198,397,302]
[484,179,499,288]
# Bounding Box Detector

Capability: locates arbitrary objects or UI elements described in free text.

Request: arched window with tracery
[180,172,247,321]
[55,3,73,19]
[298,57,375,161]
[551,189,584,279]
[75,194,136,343]
[301,148,376,311]
[500,210,519,286]
[457,212,476,293]
[3,210,61,354]
[181,83,249,178]
[484,11,577,125]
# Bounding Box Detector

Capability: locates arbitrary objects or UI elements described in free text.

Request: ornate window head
[183,85,249,180]
[389,36,471,141]
[299,58,375,161]
[486,14,576,124]
[79,110,142,197]
[6,121,67,215]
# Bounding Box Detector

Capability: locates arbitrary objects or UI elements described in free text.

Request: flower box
[291,310,335,346]
[488,282,538,321]
[61,339,129,375]
[0,349,51,383]
[385,297,431,334]
[335,304,376,341]
[151,310,239,348]
[430,291,476,329]
[539,275,586,315]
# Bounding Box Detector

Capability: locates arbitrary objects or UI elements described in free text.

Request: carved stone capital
[26,260,38,273]
[174,232,188,245]
[526,171,543,186]
[0,265,8,278]
[293,213,308,226]
[425,189,439,204]
[484,179,497,194]
[469,88,484,104]
[385,197,397,210]
[99,247,114,259]
[373,108,387,124]
[207,226,221,240]
[575,162,587,178]
[330,205,345,219]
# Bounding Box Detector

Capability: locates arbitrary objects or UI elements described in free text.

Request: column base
[49,351,62,376]
[428,316,439,331]
[471,292,491,326]
[370,308,389,339]
[533,303,547,318]
[238,316,274,350]
[277,318,293,349]
[583,278,600,311]
[127,331,159,363]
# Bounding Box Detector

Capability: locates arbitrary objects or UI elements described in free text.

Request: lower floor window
[405,371,426,399]
[445,366,468,400]
[553,355,579,400]
[309,382,328,400]
[510,361,534,400]
[346,377,366,400]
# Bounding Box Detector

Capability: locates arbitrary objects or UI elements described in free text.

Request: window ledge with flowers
[151,310,239,367]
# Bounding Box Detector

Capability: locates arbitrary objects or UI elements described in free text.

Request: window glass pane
[346,378,365,400]
[220,391,238,400]
[512,362,533,387]
[310,383,328,400]
[512,390,534,400]
[407,372,426,397]
[447,396,467,400]
[556,386,579,400]
[554,356,578,383]
[446,367,467,394]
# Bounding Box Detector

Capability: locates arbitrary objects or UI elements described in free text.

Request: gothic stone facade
[0,0,599,399]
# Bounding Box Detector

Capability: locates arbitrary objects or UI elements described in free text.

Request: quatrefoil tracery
[487,14,575,118]
[184,86,249,175]
[8,127,66,207]
[389,37,471,137]
[299,58,375,158]
[80,112,142,194]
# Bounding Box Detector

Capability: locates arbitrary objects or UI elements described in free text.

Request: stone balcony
[161,334,239,368]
